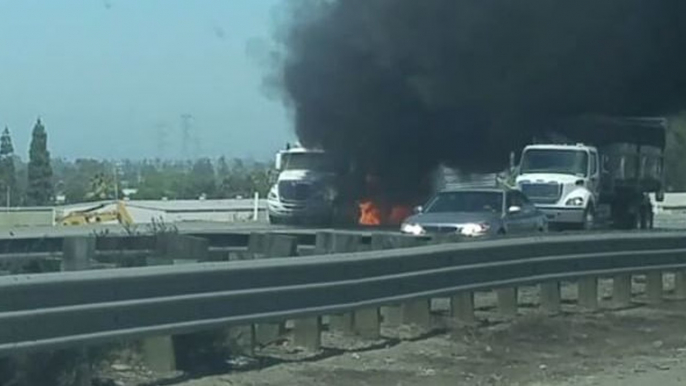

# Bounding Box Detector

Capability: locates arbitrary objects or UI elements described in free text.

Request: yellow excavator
[58,201,134,226]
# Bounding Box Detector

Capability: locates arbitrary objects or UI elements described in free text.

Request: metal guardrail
[1,231,686,356]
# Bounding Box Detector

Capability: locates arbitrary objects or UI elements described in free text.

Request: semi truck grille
[278,181,312,201]
[520,183,562,204]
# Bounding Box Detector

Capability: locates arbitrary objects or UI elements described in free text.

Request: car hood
[404,212,502,226]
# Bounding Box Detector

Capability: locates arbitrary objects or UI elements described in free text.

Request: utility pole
[113,162,122,201]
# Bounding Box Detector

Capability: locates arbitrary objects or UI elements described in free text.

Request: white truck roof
[280,146,325,154]
[524,143,596,151]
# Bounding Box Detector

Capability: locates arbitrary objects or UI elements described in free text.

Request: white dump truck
[515,116,666,230]
[267,144,349,225]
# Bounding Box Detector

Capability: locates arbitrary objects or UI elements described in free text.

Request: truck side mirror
[508,205,522,214]
[509,151,516,171]
[275,153,282,171]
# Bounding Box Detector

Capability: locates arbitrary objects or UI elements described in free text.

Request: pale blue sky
[0,0,293,161]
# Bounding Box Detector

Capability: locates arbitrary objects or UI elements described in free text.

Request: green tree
[0,127,17,206]
[85,172,111,201]
[185,158,216,198]
[26,118,53,206]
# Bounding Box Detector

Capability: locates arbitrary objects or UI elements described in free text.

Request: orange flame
[359,201,411,226]
[359,201,382,226]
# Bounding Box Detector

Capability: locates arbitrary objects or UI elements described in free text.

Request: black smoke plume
[275,0,686,204]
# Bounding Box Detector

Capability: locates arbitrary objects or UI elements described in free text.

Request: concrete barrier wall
[0,208,55,227]
[651,192,686,212]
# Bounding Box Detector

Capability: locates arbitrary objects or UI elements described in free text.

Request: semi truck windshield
[282,153,335,172]
[520,149,588,176]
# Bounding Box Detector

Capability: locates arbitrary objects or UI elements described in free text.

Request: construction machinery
[58,201,134,226]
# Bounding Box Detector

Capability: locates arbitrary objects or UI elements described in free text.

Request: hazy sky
[0,0,293,161]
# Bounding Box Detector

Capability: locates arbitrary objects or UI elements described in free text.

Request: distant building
[121,188,138,200]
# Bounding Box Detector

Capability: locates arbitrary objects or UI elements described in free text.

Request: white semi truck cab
[516,144,600,229]
[514,116,667,230]
[266,145,339,225]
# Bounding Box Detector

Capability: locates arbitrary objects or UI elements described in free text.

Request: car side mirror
[413,205,423,214]
[507,205,522,214]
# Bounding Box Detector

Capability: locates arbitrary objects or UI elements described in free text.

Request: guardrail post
[255,234,298,346]
[646,271,663,304]
[142,335,177,373]
[496,288,518,318]
[578,277,598,311]
[62,236,95,386]
[326,233,363,334]
[155,234,209,263]
[353,308,381,339]
[539,282,561,315]
[314,231,332,254]
[612,274,632,308]
[675,271,686,300]
[371,234,426,329]
[247,232,268,259]
[293,316,322,351]
[402,300,432,329]
[371,233,403,331]
[451,292,476,324]
[62,236,95,271]
[144,236,213,373]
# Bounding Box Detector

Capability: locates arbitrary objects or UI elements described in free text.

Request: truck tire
[639,206,654,230]
[639,210,648,230]
[268,215,283,225]
[582,206,595,231]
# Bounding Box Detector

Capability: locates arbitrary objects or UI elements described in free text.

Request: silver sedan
[400,188,548,237]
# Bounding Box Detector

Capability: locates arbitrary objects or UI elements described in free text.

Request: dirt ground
[82,277,677,386]
[165,302,685,386]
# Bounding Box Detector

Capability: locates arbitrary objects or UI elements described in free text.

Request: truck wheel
[639,207,654,230]
[582,206,595,230]
[268,215,282,225]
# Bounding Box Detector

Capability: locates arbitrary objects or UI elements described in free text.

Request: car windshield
[520,149,589,176]
[424,191,503,214]
[282,153,335,172]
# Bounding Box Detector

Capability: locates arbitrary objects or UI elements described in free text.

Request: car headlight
[565,197,584,206]
[401,223,424,235]
[460,223,490,236]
